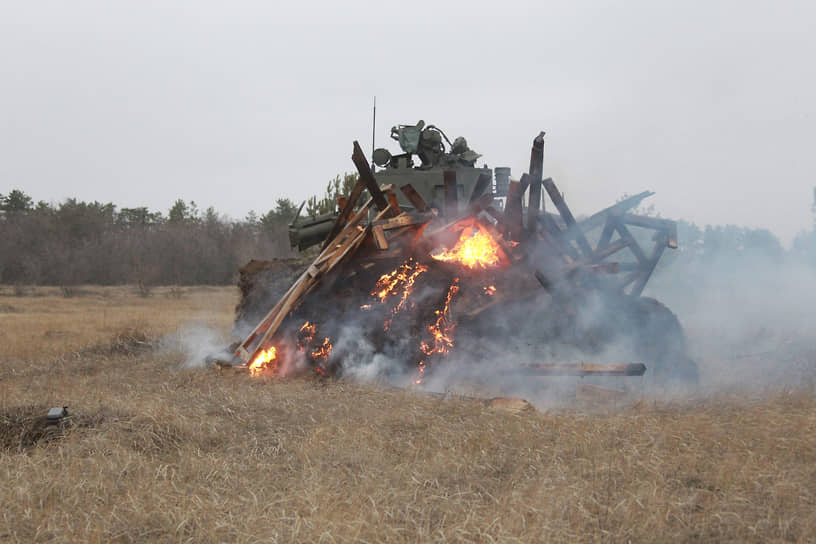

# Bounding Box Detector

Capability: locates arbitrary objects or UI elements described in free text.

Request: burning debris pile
[233,128,697,389]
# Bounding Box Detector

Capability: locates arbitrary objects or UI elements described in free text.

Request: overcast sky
[2,1,814,244]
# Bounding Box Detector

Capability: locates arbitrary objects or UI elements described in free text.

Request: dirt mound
[234,258,309,330]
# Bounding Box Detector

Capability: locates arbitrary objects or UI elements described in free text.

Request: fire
[431,228,504,269]
[297,321,317,352]
[420,279,460,357]
[248,346,278,376]
[311,337,333,362]
[483,285,496,296]
[368,258,428,329]
[414,360,426,385]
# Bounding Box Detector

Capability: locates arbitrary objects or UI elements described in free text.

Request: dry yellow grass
[1,286,815,543]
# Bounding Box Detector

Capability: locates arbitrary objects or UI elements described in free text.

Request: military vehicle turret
[289,121,511,251]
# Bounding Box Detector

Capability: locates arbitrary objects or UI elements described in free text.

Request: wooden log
[399,183,428,212]
[468,171,492,203]
[351,140,390,212]
[443,170,458,217]
[526,132,545,231]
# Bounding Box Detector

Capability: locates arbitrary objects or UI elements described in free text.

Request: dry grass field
[1,286,815,543]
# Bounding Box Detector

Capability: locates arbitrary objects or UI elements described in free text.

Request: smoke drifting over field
[648,252,816,391]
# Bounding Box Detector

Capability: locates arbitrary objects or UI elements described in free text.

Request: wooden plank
[570,191,655,234]
[443,170,458,217]
[504,178,524,242]
[538,213,580,261]
[468,171,492,203]
[325,225,368,270]
[629,234,668,296]
[238,199,376,361]
[372,211,432,230]
[587,262,620,274]
[399,183,428,212]
[527,178,542,234]
[321,178,365,250]
[542,177,593,256]
[387,192,400,212]
[597,219,616,250]
[372,224,388,250]
[612,219,648,264]
[351,140,390,212]
[587,237,630,264]
[619,214,678,249]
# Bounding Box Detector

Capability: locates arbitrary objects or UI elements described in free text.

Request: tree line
[2,183,816,286]
[0,190,296,285]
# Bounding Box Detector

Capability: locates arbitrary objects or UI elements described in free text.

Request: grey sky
[2,1,814,244]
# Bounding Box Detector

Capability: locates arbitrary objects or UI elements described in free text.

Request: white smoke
[161,322,234,368]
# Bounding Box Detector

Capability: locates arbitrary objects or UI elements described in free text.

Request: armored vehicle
[289,121,511,250]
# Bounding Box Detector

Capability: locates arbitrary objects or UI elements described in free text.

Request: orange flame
[311,337,333,362]
[297,321,316,352]
[420,279,460,357]
[368,258,428,329]
[414,360,426,385]
[431,228,504,269]
[248,346,277,376]
[483,285,496,296]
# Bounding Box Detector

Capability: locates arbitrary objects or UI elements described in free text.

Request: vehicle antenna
[371,96,377,170]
